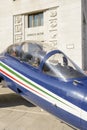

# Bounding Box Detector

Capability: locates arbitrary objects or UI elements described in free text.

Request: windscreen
[6,42,46,67]
[42,52,85,81]
[6,44,20,58]
[20,42,46,67]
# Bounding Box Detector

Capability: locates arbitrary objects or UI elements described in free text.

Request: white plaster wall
[82,0,87,70]
[57,0,82,67]
[12,0,58,15]
[25,27,44,41]
[0,0,82,68]
[0,0,58,52]
[0,0,13,52]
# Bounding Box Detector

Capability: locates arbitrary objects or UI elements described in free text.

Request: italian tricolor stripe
[0,61,87,121]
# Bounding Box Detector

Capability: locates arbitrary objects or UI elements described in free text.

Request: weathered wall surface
[0,0,82,68]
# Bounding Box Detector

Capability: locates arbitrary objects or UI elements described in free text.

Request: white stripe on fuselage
[1,61,87,121]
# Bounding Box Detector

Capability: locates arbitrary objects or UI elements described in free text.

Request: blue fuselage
[0,54,87,130]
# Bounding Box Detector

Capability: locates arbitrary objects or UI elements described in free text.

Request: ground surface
[0,84,74,130]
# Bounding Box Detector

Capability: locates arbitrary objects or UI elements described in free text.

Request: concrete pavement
[0,85,74,130]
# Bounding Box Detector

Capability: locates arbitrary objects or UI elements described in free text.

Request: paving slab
[0,85,74,130]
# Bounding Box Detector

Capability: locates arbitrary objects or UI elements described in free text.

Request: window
[28,12,43,28]
[21,42,44,67]
[7,44,20,58]
[42,52,85,80]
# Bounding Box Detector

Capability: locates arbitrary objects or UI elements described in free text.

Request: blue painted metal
[0,42,87,130]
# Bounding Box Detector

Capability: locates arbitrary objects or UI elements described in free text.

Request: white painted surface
[0,0,83,68]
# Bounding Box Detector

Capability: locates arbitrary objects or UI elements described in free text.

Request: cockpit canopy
[6,41,46,67]
[5,41,86,81]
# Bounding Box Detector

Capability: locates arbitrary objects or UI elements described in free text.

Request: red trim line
[1,69,46,98]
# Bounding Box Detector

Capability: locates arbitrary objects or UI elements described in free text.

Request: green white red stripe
[0,61,87,121]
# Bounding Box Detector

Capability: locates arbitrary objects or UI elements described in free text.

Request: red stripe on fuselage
[1,69,46,98]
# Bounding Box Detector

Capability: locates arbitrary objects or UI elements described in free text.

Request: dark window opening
[28,12,43,28]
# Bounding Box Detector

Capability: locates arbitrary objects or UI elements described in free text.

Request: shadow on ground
[0,93,35,108]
